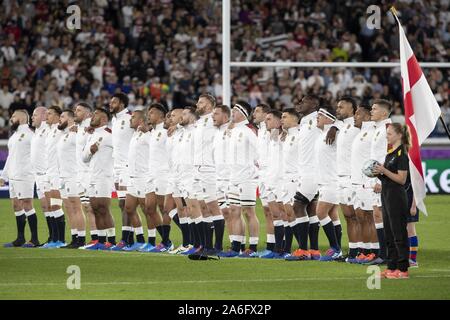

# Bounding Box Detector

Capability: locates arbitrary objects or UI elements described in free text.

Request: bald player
[30,106,51,246]
[2,110,39,248]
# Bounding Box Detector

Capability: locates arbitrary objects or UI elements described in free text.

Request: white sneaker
[409,259,419,268]
[180,244,193,254]
[169,245,187,255]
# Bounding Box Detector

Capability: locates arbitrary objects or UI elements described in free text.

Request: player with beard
[72,102,99,249]
[41,106,67,248]
[141,103,174,252]
[330,97,360,260]
[252,104,276,256]
[175,107,199,255]
[315,106,343,261]
[292,95,322,260]
[121,109,149,251]
[29,107,51,247]
[109,93,134,251]
[1,110,39,247]
[219,101,259,258]
[348,105,377,263]
[56,110,86,248]
[167,108,194,254]
[189,94,225,255]
[211,104,231,252]
[260,110,288,259]
[83,107,116,250]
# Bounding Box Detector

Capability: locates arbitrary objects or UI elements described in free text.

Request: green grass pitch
[0,196,449,300]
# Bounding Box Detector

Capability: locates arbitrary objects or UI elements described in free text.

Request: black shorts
[406,186,419,223]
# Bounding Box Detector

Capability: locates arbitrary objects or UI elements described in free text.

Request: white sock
[266,234,275,243]
[148,229,156,237]
[135,227,144,235]
[375,223,384,229]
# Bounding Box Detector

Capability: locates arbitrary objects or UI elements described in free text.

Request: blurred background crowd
[0,0,449,138]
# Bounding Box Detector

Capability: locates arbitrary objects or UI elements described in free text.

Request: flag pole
[390,6,450,140]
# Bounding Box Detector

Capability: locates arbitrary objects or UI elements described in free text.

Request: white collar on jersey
[234,119,249,127]
[375,118,392,128]
[361,121,375,130]
[17,124,29,131]
[114,108,129,118]
[154,122,165,130]
[287,126,299,135]
[220,121,230,130]
[343,116,355,125]
[81,118,91,128]
[94,125,108,132]
[300,111,318,124]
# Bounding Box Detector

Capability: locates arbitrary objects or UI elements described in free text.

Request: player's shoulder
[245,123,258,135]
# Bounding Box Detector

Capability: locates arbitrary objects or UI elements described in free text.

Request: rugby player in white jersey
[347,104,378,264]
[175,107,199,255]
[73,102,98,248]
[167,108,194,254]
[219,101,260,258]
[42,106,67,248]
[292,95,323,260]
[314,106,343,261]
[137,103,173,252]
[332,96,360,260]
[252,103,276,256]
[82,107,116,250]
[366,99,393,264]
[109,93,134,250]
[30,107,51,247]
[259,110,288,259]
[211,104,231,252]
[1,110,39,248]
[56,110,86,248]
[278,108,310,261]
[189,94,225,255]
[121,109,149,251]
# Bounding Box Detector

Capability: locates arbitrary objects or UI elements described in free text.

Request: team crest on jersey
[376,131,380,137]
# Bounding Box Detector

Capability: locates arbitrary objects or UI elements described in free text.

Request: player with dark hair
[73,102,99,248]
[253,103,276,256]
[292,95,322,260]
[333,96,360,260]
[109,92,134,250]
[1,110,39,248]
[348,104,377,263]
[83,107,116,250]
[57,110,86,248]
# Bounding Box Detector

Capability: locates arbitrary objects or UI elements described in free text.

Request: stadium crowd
[0,0,449,139]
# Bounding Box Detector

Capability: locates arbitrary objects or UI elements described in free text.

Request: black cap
[149,103,168,116]
[95,106,112,121]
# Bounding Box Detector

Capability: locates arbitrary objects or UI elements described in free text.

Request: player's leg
[407,222,418,267]
[84,196,106,250]
[238,181,259,257]
[329,205,342,250]
[4,183,27,247]
[169,196,192,254]
[158,193,174,250]
[316,200,342,260]
[115,182,132,248]
[48,188,66,246]
[98,197,115,248]
[69,196,86,247]
[122,193,145,251]
[307,199,321,260]
[39,195,52,245]
[20,179,39,247]
[287,193,311,260]
[62,197,77,247]
[373,202,386,260]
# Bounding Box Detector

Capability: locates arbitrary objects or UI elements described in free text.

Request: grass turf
[0,196,449,300]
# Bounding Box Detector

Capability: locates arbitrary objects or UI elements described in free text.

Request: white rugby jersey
[282,126,301,180]
[257,121,270,169]
[45,123,63,177]
[193,112,215,166]
[56,127,77,179]
[111,108,133,170]
[82,125,113,180]
[227,120,258,183]
[336,117,360,176]
[76,118,91,173]
[315,124,338,185]
[148,122,170,176]
[30,123,49,175]
[266,130,283,186]
[212,122,231,180]
[298,111,321,177]
[351,121,376,185]
[1,124,33,181]
[370,118,392,164]
[128,130,150,177]
[167,125,184,170]
[174,124,196,166]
